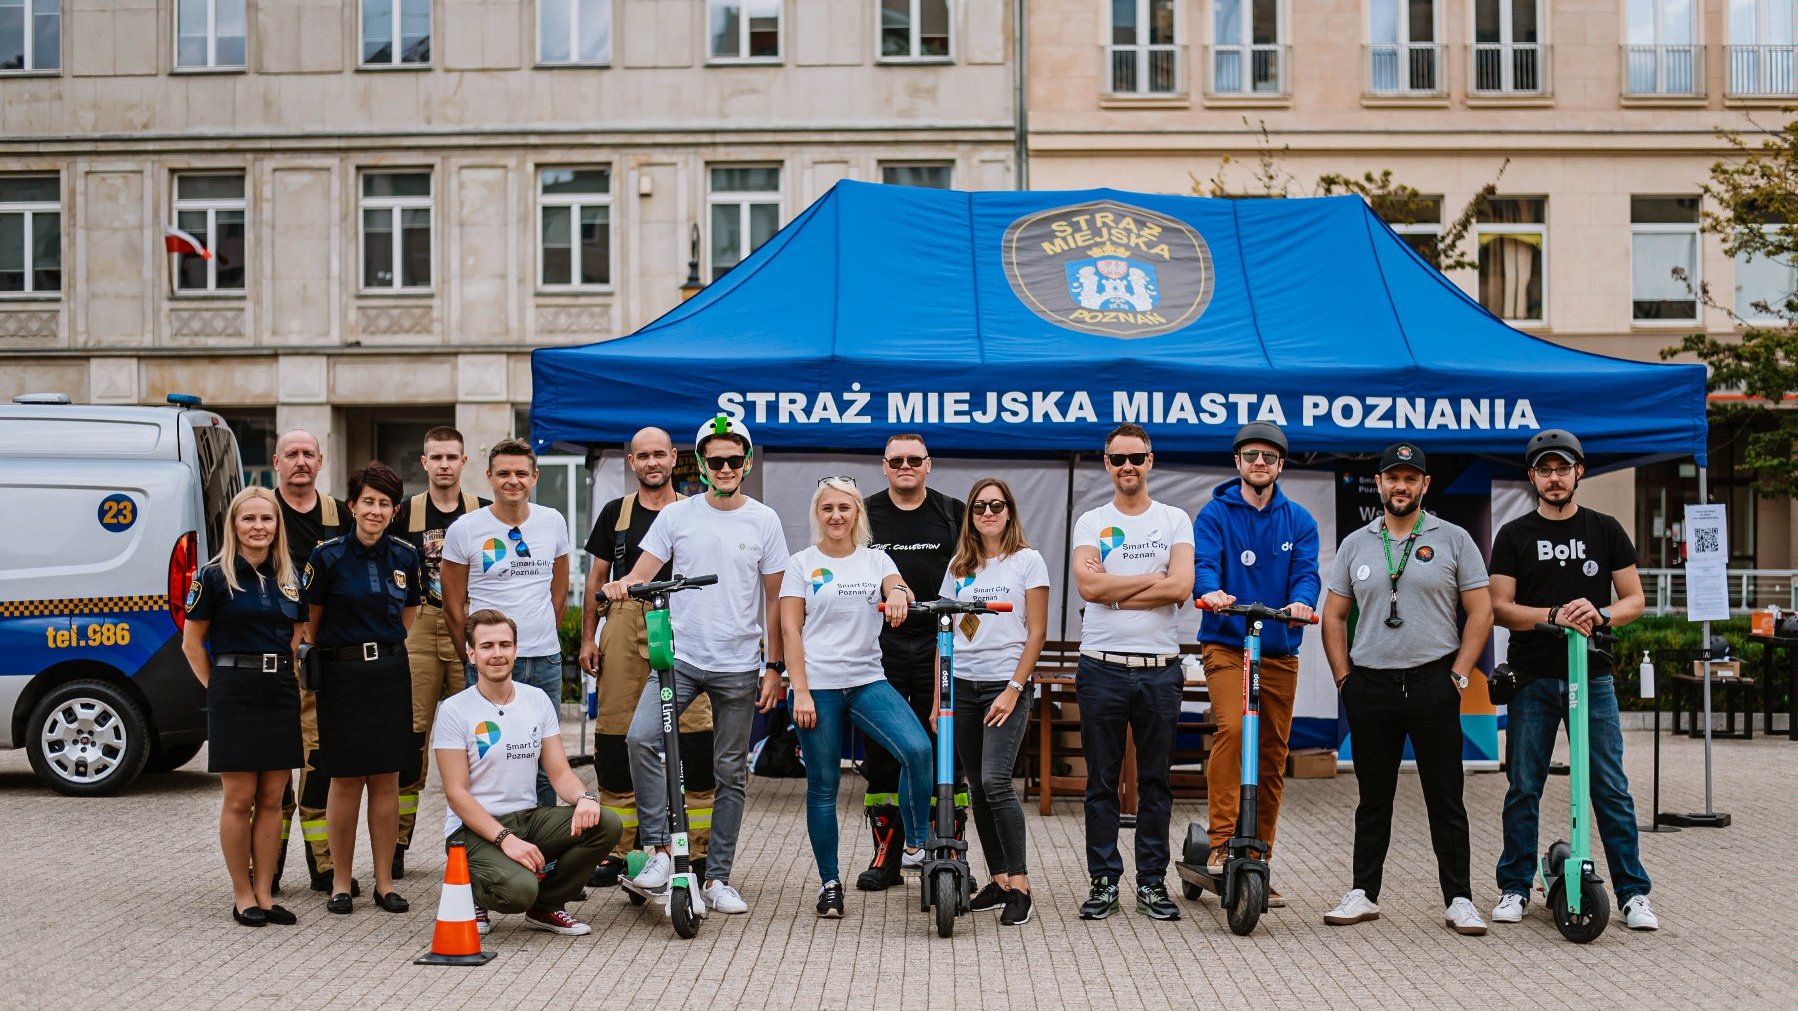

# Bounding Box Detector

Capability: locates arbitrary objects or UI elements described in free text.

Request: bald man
[577,427,716,887]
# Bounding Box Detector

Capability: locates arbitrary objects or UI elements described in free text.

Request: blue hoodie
[1192,478,1321,656]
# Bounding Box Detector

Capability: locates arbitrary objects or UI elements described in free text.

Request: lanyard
[1379,513,1425,628]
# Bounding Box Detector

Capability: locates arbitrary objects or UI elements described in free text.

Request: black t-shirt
[390,493,489,608]
[1490,507,1638,678]
[279,493,351,573]
[866,488,965,643]
[584,494,676,582]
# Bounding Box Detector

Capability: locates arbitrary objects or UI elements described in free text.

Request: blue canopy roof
[532,181,1708,465]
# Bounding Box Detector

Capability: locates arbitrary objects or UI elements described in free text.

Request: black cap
[1378,442,1428,475]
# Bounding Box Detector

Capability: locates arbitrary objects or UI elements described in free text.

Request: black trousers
[1075,654,1182,886]
[862,636,964,808]
[1341,655,1472,905]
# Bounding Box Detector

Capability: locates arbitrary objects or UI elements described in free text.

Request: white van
[0,394,243,795]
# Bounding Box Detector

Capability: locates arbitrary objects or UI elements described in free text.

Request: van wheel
[145,740,205,774]
[27,680,151,796]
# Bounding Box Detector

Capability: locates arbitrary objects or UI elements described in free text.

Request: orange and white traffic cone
[413,843,496,966]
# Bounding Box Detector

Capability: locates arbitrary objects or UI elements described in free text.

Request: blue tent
[532,181,1708,465]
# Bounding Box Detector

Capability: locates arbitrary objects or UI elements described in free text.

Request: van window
[191,423,243,558]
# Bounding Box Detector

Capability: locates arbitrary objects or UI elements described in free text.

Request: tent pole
[1699,464,1715,816]
[1060,452,1077,642]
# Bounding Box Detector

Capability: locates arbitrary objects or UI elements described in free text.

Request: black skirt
[207,664,303,773]
[315,649,412,777]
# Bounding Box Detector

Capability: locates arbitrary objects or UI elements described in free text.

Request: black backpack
[751,705,806,778]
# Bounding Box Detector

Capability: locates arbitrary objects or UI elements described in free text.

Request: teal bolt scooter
[1535,622,1612,944]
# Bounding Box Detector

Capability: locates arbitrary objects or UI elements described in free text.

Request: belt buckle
[362,642,379,662]
[261,654,278,674]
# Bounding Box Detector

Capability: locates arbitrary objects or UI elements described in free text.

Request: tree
[1663,113,1798,499]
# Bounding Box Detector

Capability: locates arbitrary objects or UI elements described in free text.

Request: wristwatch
[765,660,787,675]
[1597,607,1613,627]
[1450,670,1469,690]
[578,792,598,804]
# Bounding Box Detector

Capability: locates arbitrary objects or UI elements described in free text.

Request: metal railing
[1469,42,1550,95]
[1622,43,1705,96]
[1365,43,1446,96]
[1725,44,1798,97]
[1640,568,1798,616]
[1104,43,1185,97]
[1208,43,1289,97]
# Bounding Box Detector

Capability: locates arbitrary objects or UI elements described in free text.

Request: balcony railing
[1725,44,1798,97]
[1469,42,1550,96]
[1641,568,1798,616]
[1365,43,1446,96]
[1104,43,1185,97]
[1622,43,1705,96]
[1208,44,1290,97]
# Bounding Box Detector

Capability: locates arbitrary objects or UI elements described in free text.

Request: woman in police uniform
[180,486,306,928]
[302,461,421,915]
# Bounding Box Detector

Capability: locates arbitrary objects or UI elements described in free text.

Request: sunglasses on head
[969,499,1009,516]
[1106,452,1149,467]
[884,455,927,469]
[704,454,747,472]
[1238,449,1283,463]
[816,475,858,488]
[507,526,532,558]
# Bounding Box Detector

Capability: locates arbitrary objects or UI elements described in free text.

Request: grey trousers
[625,659,757,884]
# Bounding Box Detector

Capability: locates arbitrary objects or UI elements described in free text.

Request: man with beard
[576,427,717,887]
[1321,442,1492,936]
[1191,422,1319,909]
[1488,429,1658,931]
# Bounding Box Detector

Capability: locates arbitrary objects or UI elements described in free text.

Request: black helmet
[1525,429,1584,468]
[1233,421,1288,455]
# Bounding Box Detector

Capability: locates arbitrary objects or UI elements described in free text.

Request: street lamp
[679,223,703,302]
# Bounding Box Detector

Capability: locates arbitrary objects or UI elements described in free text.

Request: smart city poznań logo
[474,720,502,758]
[810,568,834,595]
[480,538,508,572]
[1099,526,1126,561]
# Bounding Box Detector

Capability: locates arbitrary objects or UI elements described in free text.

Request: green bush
[1610,614,1770,712]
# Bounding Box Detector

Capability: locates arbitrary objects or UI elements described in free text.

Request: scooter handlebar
[622,572,719,600]
[1195,600,1319,625]
[877,599,1013,614]
[1533,622,1619,647]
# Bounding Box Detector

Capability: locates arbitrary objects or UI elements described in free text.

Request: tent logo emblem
[1098,526,1126,560]
[1002,200,1214,339]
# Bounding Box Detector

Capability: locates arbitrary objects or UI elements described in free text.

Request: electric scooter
[611,573,718,939]
[1535,622,1612,944]
[1175,601,1317,937]
[880,596,1012,938]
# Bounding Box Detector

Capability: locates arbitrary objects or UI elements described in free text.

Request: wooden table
[1748,633,1798,739]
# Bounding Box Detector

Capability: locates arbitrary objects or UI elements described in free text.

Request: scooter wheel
[1181,880,1201,901]
[933,868,957,939]
[1549,877,1610,943]
[624,886,648,906]
[670,886,700,939]
[1226,870,1265,937]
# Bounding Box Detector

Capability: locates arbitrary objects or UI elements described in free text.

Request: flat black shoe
[232,905,269,927]
[326,892,352,914]
[311,873,362,897]
[261,904,298,926]
[373,890,409,913]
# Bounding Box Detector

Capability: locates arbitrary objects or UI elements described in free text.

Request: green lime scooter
[1535,622,1612,943]
[613,572,717,939]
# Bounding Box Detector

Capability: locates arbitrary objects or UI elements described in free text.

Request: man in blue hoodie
[1192,422,1320,906]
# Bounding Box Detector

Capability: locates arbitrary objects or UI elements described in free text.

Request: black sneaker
[1136,880,1181,921]
[1078,877,1120,920]
[970,880,1008,913]
[816,880,845,919]
[587,856,626,889]
[1001,888,1033,926]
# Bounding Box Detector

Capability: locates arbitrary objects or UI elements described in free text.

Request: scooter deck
[1174,860,1225,897]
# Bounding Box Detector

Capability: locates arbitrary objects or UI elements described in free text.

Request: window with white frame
[1381,195,1444,261]
[364,0,431,66]
[176,0,245,69]
[1726,0,1797,96]
[1368,0,1441,94]
[1,0,60,72]
[360,171,432,291]
[1472,0,1545,93]
[1109,0,1177,94]
[173,173,246,293]
[1625,0,1700,95]
[0,174,59,295]
[881,163,953,189]
[538,168,611,289]
[540,0,611,64]
[1212,0,1284,94]
[708,0,779,61]
[1475,197,1546,323]
[1631,196,1700,321]
[881,0,950,61]
[1735,218,1797,321]
[708,166,780,281]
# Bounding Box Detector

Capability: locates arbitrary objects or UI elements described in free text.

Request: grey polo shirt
[1327,511,1489,670]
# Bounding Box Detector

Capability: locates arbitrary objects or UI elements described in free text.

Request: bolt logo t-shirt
[433,681,559,837]
[1490,507,1637,679]
[780,545,899,690]
[1072,499,1194,654]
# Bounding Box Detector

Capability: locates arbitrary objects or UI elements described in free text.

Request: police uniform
[302,534,422,777]
[185,558,304,772]
[277,493,351,888]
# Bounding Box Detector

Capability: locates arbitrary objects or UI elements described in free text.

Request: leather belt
[317,641,403,662]
[1081,649,1180,668]
[215,652,293,673]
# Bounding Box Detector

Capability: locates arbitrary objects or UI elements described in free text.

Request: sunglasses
[1106,452,1149,467]
[704,454,747,472]
[969,499,1009,516]
[817,475,858,487]
[1238,449,1283,463]
[508,526,532,558]
[884,455,928,469]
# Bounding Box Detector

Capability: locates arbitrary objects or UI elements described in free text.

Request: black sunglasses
[884,455,927,469]
[969,499,1009,516]
[1106,452,1149,467]
[704,454,747,472]
[1238,449,1283,463]
[508,526,532,558]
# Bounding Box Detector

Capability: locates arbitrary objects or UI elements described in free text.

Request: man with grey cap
[1321,442,1492,936]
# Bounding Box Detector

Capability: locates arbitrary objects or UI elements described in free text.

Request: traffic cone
[413,843,497,966]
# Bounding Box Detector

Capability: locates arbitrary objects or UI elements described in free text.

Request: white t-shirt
[938,548,1051,682]
[780,545,899,691]
[442,504,571,657]
[432,681,560,837]
[1072,499,1194,655]
[638,495,789,672]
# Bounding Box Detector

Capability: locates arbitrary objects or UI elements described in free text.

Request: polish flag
[164,225,213,260]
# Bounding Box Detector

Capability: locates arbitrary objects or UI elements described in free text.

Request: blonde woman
[181,486,306,927]
[778,476,930,919]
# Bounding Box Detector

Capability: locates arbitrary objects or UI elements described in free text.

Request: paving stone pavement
[2,728,1791,1010]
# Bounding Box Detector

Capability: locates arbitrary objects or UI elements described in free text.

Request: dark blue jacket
[1192,479,1321,656]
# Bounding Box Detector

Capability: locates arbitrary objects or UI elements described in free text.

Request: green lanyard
[1379,513,1425,628]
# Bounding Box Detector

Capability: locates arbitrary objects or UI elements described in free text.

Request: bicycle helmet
[695,414,754,457]
[1525,429,1584,469]
[1232,421,1288,455]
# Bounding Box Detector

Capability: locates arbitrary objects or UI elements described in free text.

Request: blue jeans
[795,680,932,886]
[467,653,563,808]
[1497,674,1652,903]
[1075,655,1182,886]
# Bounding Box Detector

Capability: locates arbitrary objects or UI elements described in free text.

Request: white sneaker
[1491,893,1526,923]
[1323,888,1381,925]
[902,847,925,870]
[1622,895,1660,931]
[704,880,749,914]
[633,851,672,890]
[1445,897,1488,935]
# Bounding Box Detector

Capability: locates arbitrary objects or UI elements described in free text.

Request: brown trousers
[1203,642,1300,856]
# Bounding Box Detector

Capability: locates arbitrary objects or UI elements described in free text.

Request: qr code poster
[1684,503,1728,564]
